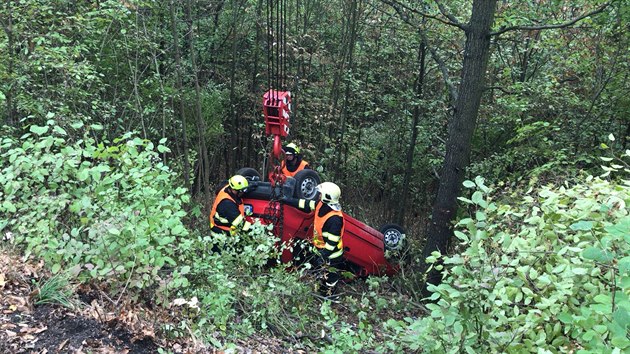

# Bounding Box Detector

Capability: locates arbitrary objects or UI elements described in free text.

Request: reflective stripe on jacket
[209,187,250,235]
[313,203,344,259]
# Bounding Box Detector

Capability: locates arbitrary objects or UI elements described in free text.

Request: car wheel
[293,169,321,200]
[379,224,406,251]
[236,167,261,180]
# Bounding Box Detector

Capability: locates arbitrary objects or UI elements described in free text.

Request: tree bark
[1,0,15,126]
[335,0,363,183]
[421,0,497,297]
[185,0,212,212]
[396,38,426,225]
[169,0,192,191]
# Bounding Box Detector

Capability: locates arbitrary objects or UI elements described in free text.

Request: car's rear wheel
[380,224,406,251]
[236,167,261,180]
[293,169,321,200]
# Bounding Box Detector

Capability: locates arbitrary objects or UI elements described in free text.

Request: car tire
[293,169,321,200]
[236,167,261,180]
[379,224,406,251]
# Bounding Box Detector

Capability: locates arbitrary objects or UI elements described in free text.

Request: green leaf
[2,200,16,213]
[171,224,185,236]
[619,257,630,274]
[582,330,596,341]
[30,125,49,135]
[454,231,469,242]
[53,126,67,136]
[611,336,630,349]
[557,312,572,324]
[457,197,473,204]
[474,176,490,193]
[157,144,170,153]
[51,263,61,274]
[606,217,630,241]
[570,221,593,231]
[463,180,475,188]
[471,191,484,205]
[77,168,90,182]
[572,268,588,275]
[613,308,630,329]
[593,294,611,304]
[582,247,613,263]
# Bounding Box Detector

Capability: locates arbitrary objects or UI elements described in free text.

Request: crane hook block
[263,90,291,137]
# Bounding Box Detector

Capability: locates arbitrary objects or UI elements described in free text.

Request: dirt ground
[0,249,308,354]
[0,252,161,353]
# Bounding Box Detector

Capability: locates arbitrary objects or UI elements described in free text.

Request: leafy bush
[0,120,189,291]
[163,222,319,346]
[393,158,629,352]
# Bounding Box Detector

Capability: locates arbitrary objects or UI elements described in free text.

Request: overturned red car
[234,89,405,276]
[235,167,406,277]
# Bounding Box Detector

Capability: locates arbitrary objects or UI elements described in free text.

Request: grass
[33,272,76,309]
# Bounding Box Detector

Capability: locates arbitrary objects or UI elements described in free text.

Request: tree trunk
[421,0,497,297]
[2,0,15,126]
[396,39,426,225]
[169,0,192,191]
[227,0,243,173]
[334,0,361,181]
[185,0,212,212]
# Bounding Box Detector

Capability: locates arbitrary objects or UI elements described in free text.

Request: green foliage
[33,271,76,309]
[393,156,630,352]
[320,277,402,353]
[162,222,318,346]
[0,121,189,291]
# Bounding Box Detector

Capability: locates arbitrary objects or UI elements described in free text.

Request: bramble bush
[387,140,629,353]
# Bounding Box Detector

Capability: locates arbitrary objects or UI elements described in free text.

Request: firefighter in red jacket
[209,175,252,241]
[283,182,344,297]
[281,143,310,177]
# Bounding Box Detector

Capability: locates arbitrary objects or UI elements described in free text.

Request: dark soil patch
[0,252,159,354]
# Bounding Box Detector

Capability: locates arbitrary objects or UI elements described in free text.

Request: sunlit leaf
[30,125,49,135]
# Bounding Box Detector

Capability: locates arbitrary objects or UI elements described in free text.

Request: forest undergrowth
[1,123,629,353]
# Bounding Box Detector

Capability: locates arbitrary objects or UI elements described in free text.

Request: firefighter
[209,175,252,246]
[281,143,310,177]
[282,182,344,297]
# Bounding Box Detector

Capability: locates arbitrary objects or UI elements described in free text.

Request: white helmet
[317,182,341,210]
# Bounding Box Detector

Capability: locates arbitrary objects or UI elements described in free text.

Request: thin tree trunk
[421,0,497,297]
[2,0,15,126]
[332,0,360,180]
[169,0,191,191]
[396,39,426,225]
[248,0,265,170]
[227,0,241,174]
[185,0,212,211]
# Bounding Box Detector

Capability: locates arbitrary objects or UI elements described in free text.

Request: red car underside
[242,183,398,277]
